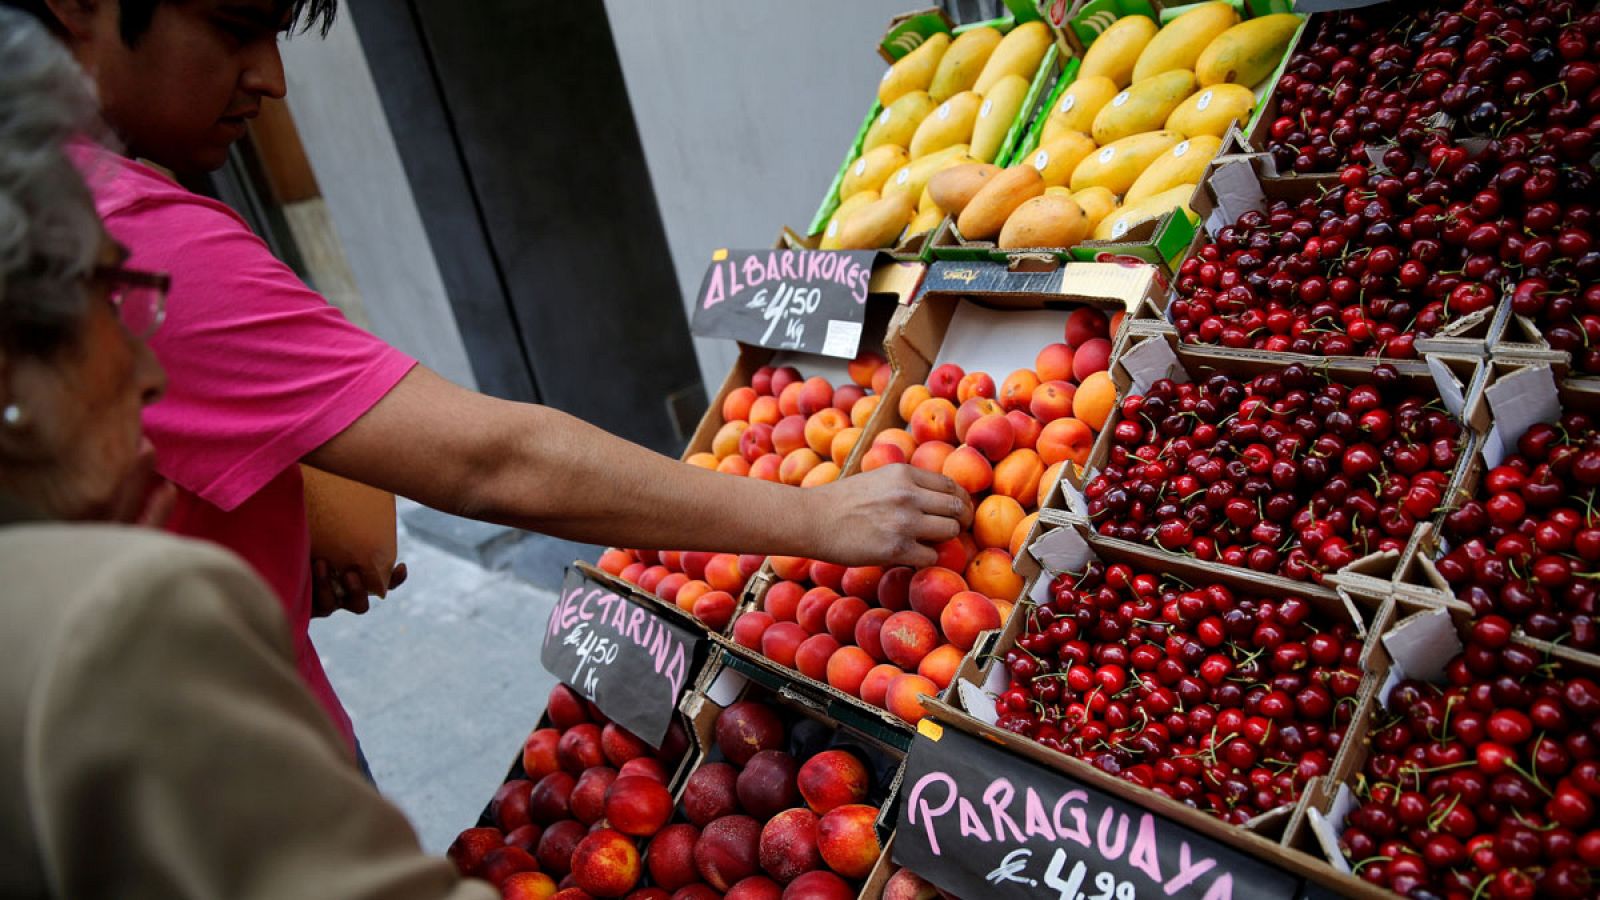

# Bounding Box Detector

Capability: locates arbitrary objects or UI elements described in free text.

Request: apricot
[723,387,758,423]
[908,566,967,620]
[522,728,561,781]
[1111,309,1126,335]
[492,778,534,831]
[840,565,884,600]
[695,815,763,891]
[656,571,690,604]
[953,397,1003,443]
[727,877,784,900]
[528,772,575,824]
[797,376,835,417]
[816,804,882,879]
[768,556,811,581]
[762,580,805,621]
[880,610,939,669]
[758,808,822,883]
[909,439,955,474]
[859,442,906,472]
[680,551,712,581]
[558,724,605,775]
[798,749,870,814]
[749,454,783,483]
[826,646,876,696]
[1007,409,1042,451]
[705,553,747,593]
[849,351,886,388]
[795,587,839,635]
[829,427,861,467]
[1071,337,1112,381]
[1074,370,1116,432]
[573,828,642,897]
[682,763,740,827]
[998,368,1041,412]
[772,415,809,456]
[597,548,634,577]
[713,421,749,460]
[752,366,777,396]
[876,566,913,611]
[660,550,684,571]
[918,644,965,690]
[941,591,1002,650]
[769,365,803,397]
[872,427,918,458]
[604,775,673,837]
[715,701,785,766]
[993,448,1044,507]
[1036,417,1094,466]
[784,870,854,900]
[778,381,806,417]
[966,413,1015,462]
[801,462,840,487]
[636,565,669,594]
[885,673,938,724]
[941,445,994,495]
[831,384,866,414]
[974,495,1025,550]
[795,633,842,680]
[1009,512,1038,558]
[819,596,865,644]
[932,535,976,573]
[1035,342,1075,383]
[957,371,996,402]
[740,423,776,463]
[675,579,712,614]
[1064,306,1109,347]
[692,590,737,631]
[483,846,543,889]
[503,871,559,900]
[739,555,765,579]
[646,823,703,890]
[733,611,775,650]
[671,888,718,900]
[804,408,849,456]
[897,384,931,423]
[779,448,823,486]
[1030,380,1077,423]
[967,547,1024,601]
[860,664,903,708]
[925,363,965,401]
[1038,461,1066,509]
[908,398,957,445]
[749,396,781,427]
[686,452,718,470]
[602,723,649,767]
[737,750,801,819]
[810,561,846,591]
[761,622,808,667]
[872,363,892,394]
[537,819,588,877]
[853,608,892,661]
[849,394,880,429]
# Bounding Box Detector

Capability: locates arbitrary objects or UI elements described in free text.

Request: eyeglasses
[91,264,170,339]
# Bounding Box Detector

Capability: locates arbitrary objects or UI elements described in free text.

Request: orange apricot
[1074,371,1117,432]
[973,495,1026,550]
[998,369,1042,412]
[966,547,1024,601]
[941,445,994,495]
[722,386,757,423]
[897,384,932,423]
[992,449,1045,507]
[1036,417,1094,467]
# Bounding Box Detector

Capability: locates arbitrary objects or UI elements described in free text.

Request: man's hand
[806,464,973,568]
[311,560,408,618]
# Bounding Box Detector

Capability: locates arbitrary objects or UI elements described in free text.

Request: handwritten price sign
[895,725,1299,900]
[692,249,876,357]
[541,568,704,746]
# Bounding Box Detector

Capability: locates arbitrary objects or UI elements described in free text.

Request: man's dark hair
[1,0,339,45]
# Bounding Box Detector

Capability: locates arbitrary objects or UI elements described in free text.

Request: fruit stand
[448,1,1600,898]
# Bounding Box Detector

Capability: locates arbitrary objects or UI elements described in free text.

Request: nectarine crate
[1047,327,1489,590]
[1296,596,1600,895]
[804,4,1065,261]
[1392,361,1600,667]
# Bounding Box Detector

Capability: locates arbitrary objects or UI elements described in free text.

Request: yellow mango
[910,91,982,159]
[837,192,917,250]
[1124,135,1222,205]
[1069,129,1184,195]
[958,164,1045,241]
[840,144,911,200]
[1196,14,1303,88]
[1166,83,1256,138]
[1040,76,1120,144]
[929,162,1002,217]
[1132,2,1239,82]
[970,74,1031,162]
[918,185,939,214]
[974,21,1052,95]
[1093,183,1195,241]
[1028,131,1097,188]
[883,143,974,200]
[1091,69,1198,145]
[819,191,880,250]
[999,193,1090,250]
[879,32,949,107]
[1070,186,1118,233]
[1078,15,1158,88]
[907,205,946,237]
[862,91,936,153]
[929,27,1003,101]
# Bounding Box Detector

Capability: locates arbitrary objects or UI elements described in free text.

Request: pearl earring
[2,404,24,428]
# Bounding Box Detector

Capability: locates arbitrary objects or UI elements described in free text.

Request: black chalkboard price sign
[540,568,703,747]
[692,248,877,357]
[895,724,1301,900]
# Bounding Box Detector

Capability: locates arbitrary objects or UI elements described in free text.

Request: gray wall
[604,1,912,388]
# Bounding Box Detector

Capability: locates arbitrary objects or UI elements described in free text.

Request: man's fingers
[389,562,409,590]
[913,513,962,544]
[903,465,974,525]
[895,541,938,569]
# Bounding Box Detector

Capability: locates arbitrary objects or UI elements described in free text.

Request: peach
[695,815,763,891]
[998,369,1041,412]
[832,384,866,414]
[736,750,801,819]
[872,363,893,394]
[449,826,506,877]
[1035,342,1076,383]
[549,684,591,728]
[966,413,1016,462]
[795,634,841,680]
[619,757,667,783]
[925,363,965,401]
[881,610,939,670]
[884,867,941,900]
[1009,513,1038,558]
[854,608,892,661]
[603,775,672,837]
[1037,417,1094,467]
[705,554,747,593]
[840,566,884,600]
[932,535,975,574]
[528,771,575,824]
[659,551,684,571]
[646,823,702,890]
[918,644,964,690]
[860,664,903,708]
[692,590,737,631]
[619,562,646,584]
[571,766,618,824]
[941,445,993,495]
[886,674,938,724]
[829,427,861,467]
[1029,380,1076,423]
[761,622,808,668]
[954,397,1003,443]
[505,823,543,854]
[780,448,823,486]
[671,888,718,900]
[715,702,785,766]
[523,727,561,780]
[859,442,906,472]
[1073,370,1116,432]
[686,452,718,470]
[877,566,913,611]
[758,807,822,883]
[849,351,886,388]
[679,551,710,581]
[957,371,996,403]
[537,820,589,877]
[909,439,956,474]
[484,846,543,889]
[798,749,870,814]
[804,408,849,456]
[974,495,1026,550]
[769,556,811,581]
[727,877,784,900]
[1065,306,1109,347]
[772,415,809,456]
[941,591,1002,650]
[504,871,559,900]
[636,549,662,565]
[798,376,835,417]
[908,398,958,445]
[752,366,777,396]
[826,646,876,696]
[967,547,1024,601]
[897,384,931,423]
[733,611,775,650]
[558,724,605,775]
[1111,309,1126,334]
[778,381,806,417]
[908,566,967,620]
[598,548,634,577]
[783,870,854,900]
[636,565,670,594]
[992,448,1044,507]
[554,889,597,900]
[739,555,765,579]
[801,462,840,487]
[713,420,749,460]
[1071,337,1112,381]
[1038,461,1066,509]
[872,427,918,458]
[656,572,690,604]
[724,387,758,423]
[682,763,740,827]
[1007,409,1042,451]
[849,394,880,429]
[817,804,882,879]
[572,828,641,897]
[769,366,803,397]
[749,396,781,427]
[824,595,869,644]
[749,453,783,483]
[763,580,805,621]
[740,423,776,463]
[675,579,712,614]
[796,587,839,634]
[808,560,846,590]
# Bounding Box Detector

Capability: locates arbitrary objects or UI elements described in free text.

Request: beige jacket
[0,516,495,899]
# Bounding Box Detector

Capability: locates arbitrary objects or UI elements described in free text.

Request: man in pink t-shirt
[18,0,971,754]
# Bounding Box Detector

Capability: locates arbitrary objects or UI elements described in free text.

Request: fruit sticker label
[542,568,704,747]
[695,249,877,357]
[895,726,1300,900]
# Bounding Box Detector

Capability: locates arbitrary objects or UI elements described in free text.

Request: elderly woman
[0,14,491,898]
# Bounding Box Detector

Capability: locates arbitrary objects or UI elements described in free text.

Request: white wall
[604,1,911,389]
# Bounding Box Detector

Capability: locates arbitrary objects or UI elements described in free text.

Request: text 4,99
[988,848,1136,900]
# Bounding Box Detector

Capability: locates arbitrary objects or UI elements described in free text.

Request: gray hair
[0,8,102,356]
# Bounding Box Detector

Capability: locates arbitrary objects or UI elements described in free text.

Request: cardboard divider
[1493,309,1600,388]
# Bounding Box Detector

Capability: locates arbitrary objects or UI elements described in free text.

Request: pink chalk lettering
[982,779,1027,844]
[1023,787,1055,841]
[1054,790,1092,848]
[1128,813,1163,883]
[906,771,958,856]
[957,798,991,842]
[1095,808,1129,861]
[1165,842,1217,895]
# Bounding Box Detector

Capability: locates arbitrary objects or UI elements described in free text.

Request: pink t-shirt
[76,144,416,751]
